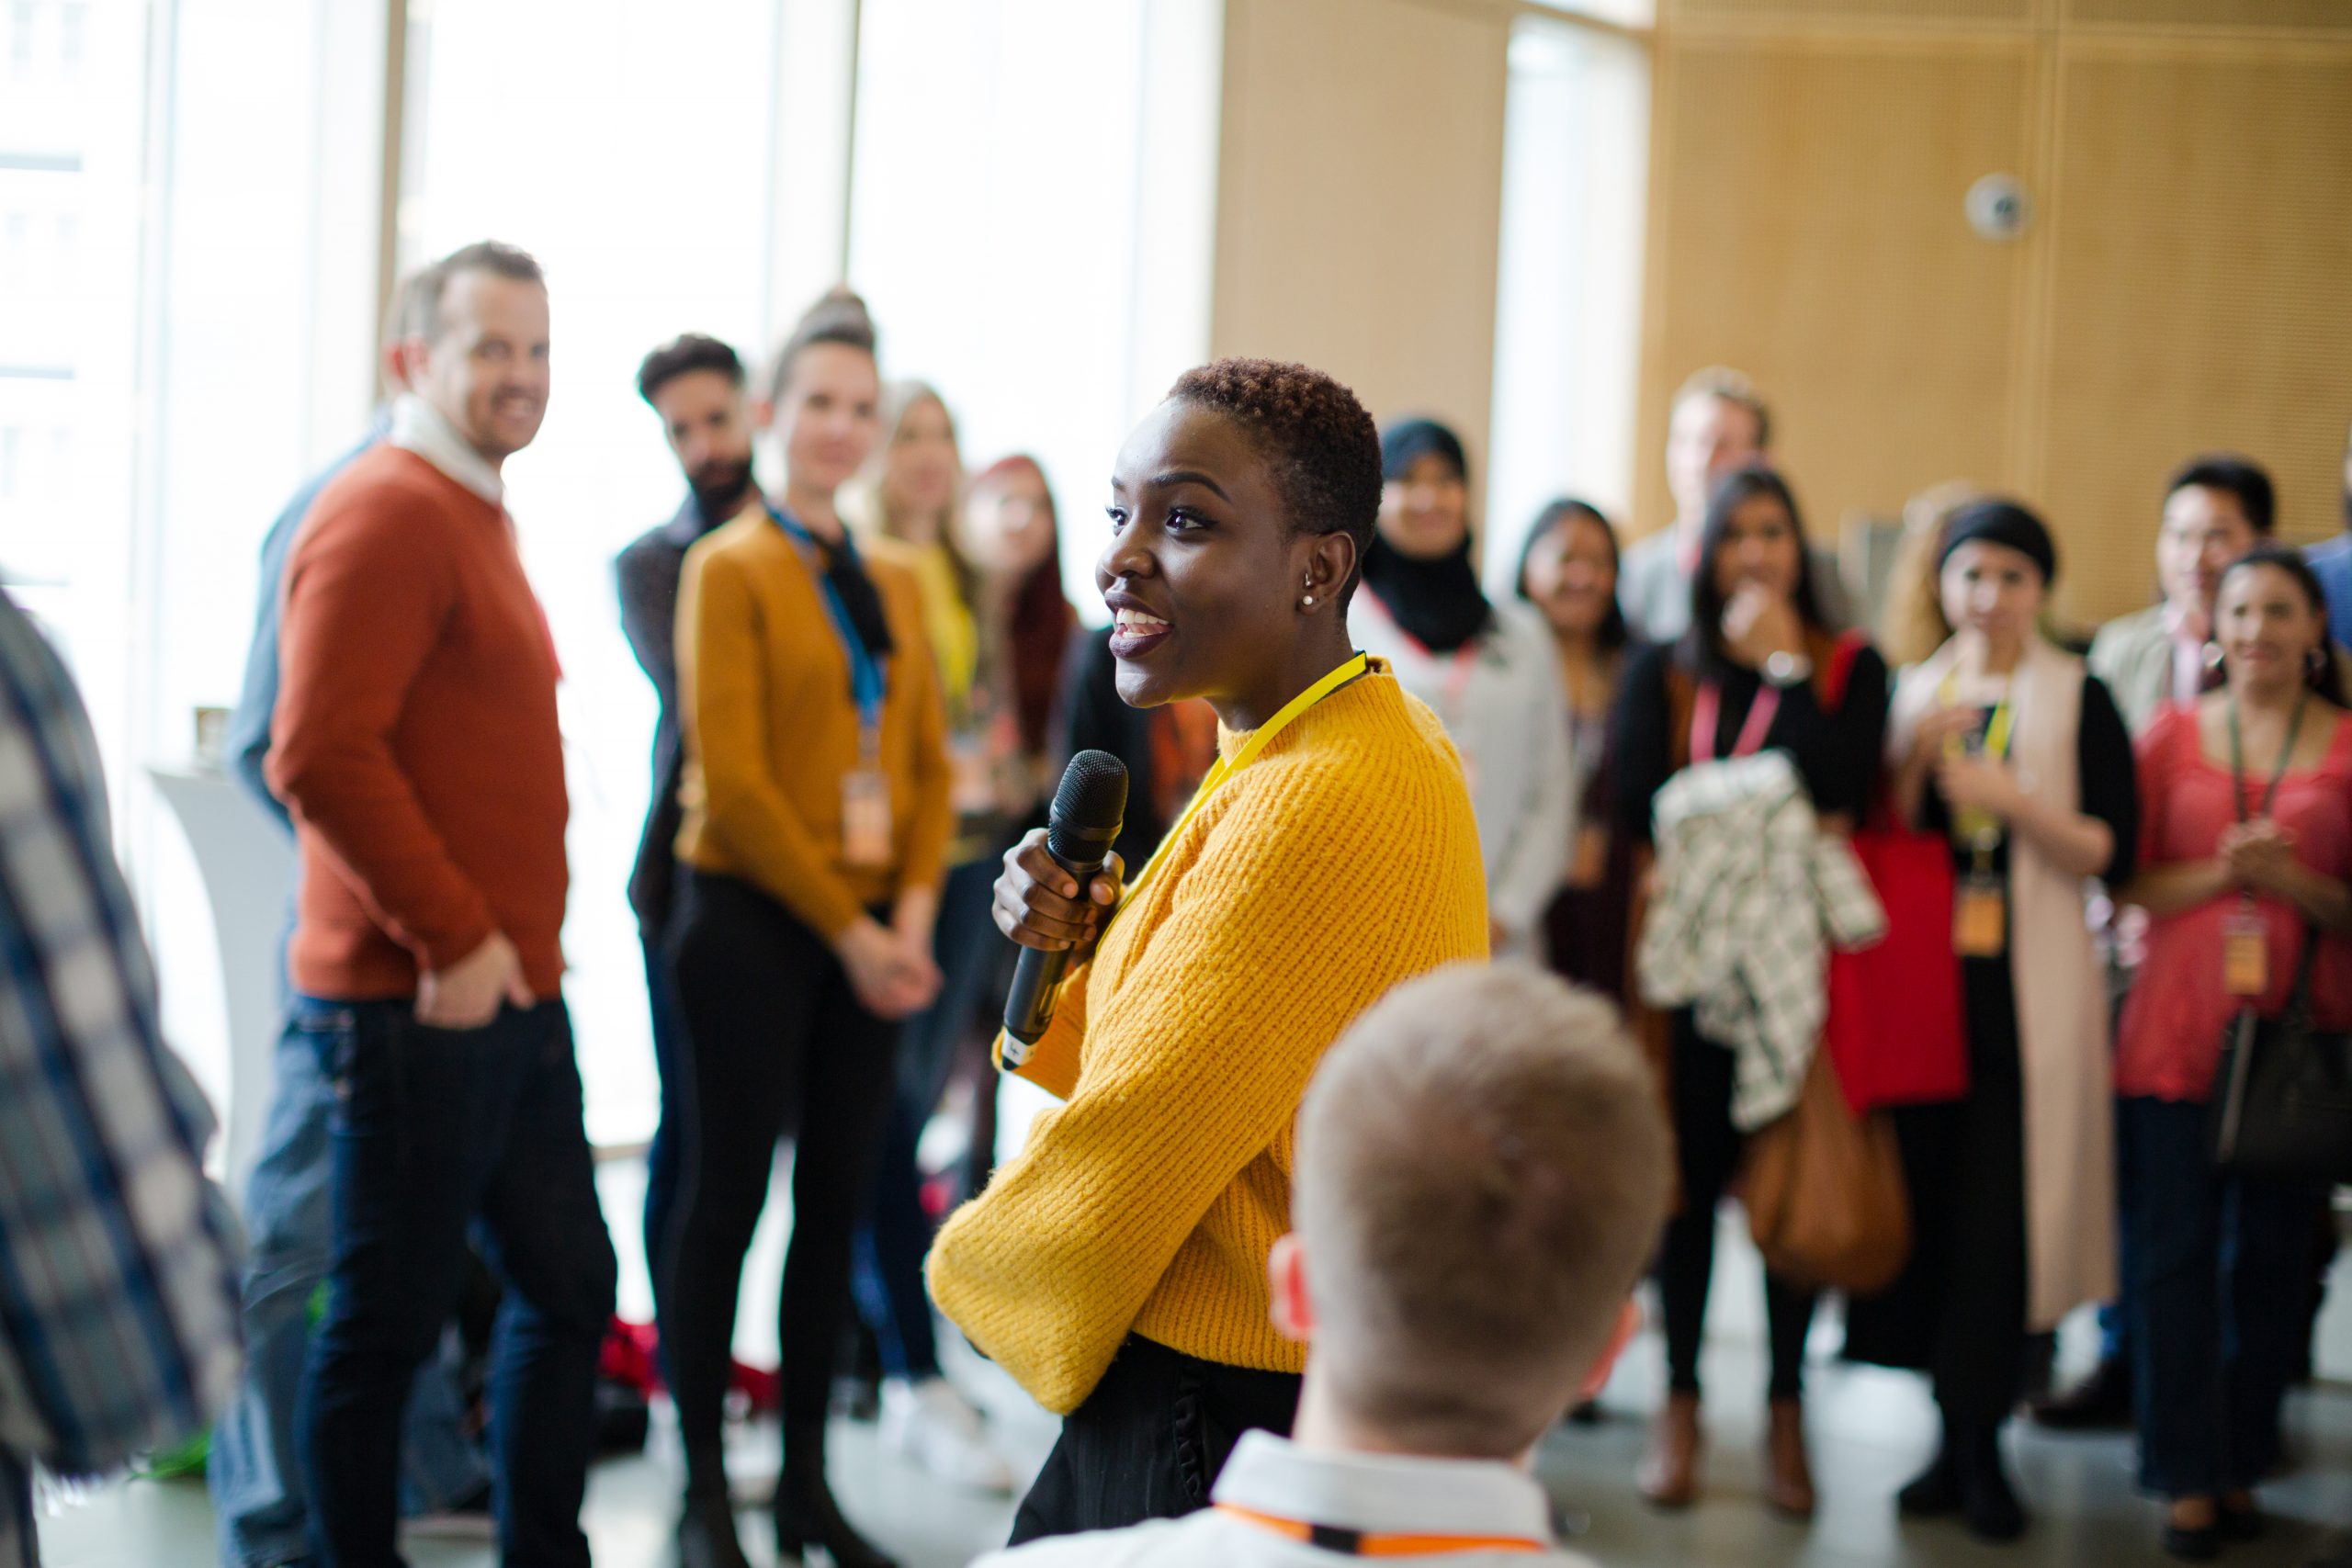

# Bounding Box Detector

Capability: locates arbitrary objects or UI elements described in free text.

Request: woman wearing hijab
[1349,419,1572,958]
[1847,500,2138,1544]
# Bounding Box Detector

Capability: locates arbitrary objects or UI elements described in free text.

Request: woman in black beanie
[1848,499,2139,1544]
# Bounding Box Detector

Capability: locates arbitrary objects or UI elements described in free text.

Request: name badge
[2223,904,2268,998]
[1954,872,2007,958]
[842,770,893,868]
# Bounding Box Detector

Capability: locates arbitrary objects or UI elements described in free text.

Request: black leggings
[659,871,900,1498]
[1657,1012,1818,1403]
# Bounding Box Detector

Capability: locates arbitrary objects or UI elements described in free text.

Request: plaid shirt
[1635,750,1886,1130]
[0,593,243,1565]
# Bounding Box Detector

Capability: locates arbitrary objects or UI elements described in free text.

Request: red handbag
[1825,827,1970,1112]
[1815,637,1971,1115]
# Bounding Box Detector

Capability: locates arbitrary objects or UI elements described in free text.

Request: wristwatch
[1762,650,1815,688]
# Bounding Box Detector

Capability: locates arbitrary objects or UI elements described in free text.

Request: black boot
[675,1491,753,1568]
[777,1420,898,1568]
[1955,1422,2027,1542]
[2029,1354,2132,1430]
[1897,1442,1962,1517]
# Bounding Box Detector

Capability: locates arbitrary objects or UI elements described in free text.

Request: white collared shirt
[2161,601,2209,706]
[390,392,504,507]
[975,1433,1598,1568]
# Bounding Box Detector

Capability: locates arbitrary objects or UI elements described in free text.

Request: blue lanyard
[766,502,887,747]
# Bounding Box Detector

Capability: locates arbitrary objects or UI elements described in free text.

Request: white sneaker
[878,1376,1016,1494]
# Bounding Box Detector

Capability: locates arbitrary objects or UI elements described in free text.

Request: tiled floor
[33,1169,2349,1567]
[33,1324,2352,1567]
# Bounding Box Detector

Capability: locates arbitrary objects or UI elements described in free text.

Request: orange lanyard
[1216,1503,1547,1557]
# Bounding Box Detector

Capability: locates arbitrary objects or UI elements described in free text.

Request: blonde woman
[843,384,1034,1488]
[1876,480,1980,671]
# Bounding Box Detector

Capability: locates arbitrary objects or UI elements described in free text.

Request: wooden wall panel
[2064,0,2352,32]
[2037,48,2352,624]
[1671,0,2032,25]
[1212,0,1510,482]
[1633,39,2033,543]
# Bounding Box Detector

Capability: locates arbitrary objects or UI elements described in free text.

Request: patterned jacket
[1635,750,1885,1129]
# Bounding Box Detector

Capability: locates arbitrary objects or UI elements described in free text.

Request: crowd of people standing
[0,233,2346,1568]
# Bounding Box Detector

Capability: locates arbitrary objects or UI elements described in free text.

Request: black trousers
[1009,1337,1302,1543]
[659,871,901,1499]
[1844,954,2030,1430]
[1657,1012,1819,1403]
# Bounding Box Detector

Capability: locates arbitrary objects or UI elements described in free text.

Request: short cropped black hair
[2165,453,2276,536]
[1167,357,1381,602]
[638,333,746,406]
[408,240,544,342]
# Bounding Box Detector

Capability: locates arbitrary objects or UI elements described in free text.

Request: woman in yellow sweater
[663,289,951,1568]
[927,358,1490,1540]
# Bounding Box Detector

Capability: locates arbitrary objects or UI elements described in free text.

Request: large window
[5,0,1218,1163]
[846,0,1221,615]
[1484,11,1649,588]
[0,0,134,744]
[397,0,793,1145]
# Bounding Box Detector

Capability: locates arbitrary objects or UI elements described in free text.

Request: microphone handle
[1001,842,1111,1068]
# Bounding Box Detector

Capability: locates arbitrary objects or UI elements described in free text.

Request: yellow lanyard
[1937,667,2015,859]
[1119,652,1373,909]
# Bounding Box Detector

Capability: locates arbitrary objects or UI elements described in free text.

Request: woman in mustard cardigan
[927,359,1491,1540]
[662,290,951,1568]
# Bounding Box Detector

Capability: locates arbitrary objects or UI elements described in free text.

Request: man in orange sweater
[267,240,616,1568]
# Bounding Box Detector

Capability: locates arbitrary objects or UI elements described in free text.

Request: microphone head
[1046,750,1129,864]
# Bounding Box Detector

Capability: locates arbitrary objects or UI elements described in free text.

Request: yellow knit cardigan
[927,666,1490,1414]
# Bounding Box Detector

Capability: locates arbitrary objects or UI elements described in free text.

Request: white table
[147,764,294,1201]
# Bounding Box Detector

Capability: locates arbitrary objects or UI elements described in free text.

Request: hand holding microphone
[992,837,1125,953]
[1000,750,1127,1064]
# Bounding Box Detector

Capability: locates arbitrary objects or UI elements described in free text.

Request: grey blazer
[2086,605,2175,737]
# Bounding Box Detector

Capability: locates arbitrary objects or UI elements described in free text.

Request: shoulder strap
[2288,920,2325,1025]
[1812,628,1868,713]
[1665,662,1698,773]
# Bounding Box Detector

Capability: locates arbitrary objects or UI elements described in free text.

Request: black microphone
[1002,750,1128,1068]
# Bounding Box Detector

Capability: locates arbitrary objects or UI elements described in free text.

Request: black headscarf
[1938,498,2058,587]
[1363,419,1492,654]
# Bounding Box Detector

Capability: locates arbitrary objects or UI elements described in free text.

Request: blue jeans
[2121,1096,2322,1498]
[210,1012,490,1568]
[851,852,1003,1380]
[299,999,616,1568]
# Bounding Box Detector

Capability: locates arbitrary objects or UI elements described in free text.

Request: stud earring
[1302,594,1316,608]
